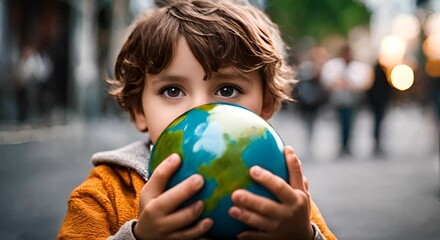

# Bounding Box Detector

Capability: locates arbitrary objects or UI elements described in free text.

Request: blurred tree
[265,0,371,44]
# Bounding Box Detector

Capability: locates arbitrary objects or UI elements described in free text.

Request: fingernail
[203,219,213,229]
[168,153,178,164]
[286,145,295,152]
[251,166,263,177]
[233,191,245,203]
[229,207,241,218]
[191,174,203,186]
[195,200,204,213]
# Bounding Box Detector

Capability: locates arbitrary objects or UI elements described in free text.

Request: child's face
[133,37,275,143]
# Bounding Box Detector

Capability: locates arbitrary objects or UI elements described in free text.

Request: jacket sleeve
[57,165,141,240]
[312,221,327,240]
[310,199,337,240]
[108,220,138,240]
[58,188,115,239]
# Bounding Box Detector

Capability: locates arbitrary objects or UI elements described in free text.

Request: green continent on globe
[197,103,216,112]
[198,126,267,212]
[150,129,184,171]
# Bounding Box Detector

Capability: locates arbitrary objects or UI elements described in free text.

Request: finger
[229,205,278,232]
[303,176,309,191]
[143,153,181,199]
[237,230,271,240]
[284,146,306,191]
[166,218,213,240]
[153,174,204,214]
[249,165,294,204]
[158,200,205,232]
[231,189,281,219]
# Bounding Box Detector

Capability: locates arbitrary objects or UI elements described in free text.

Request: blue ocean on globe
[148,102,288,239]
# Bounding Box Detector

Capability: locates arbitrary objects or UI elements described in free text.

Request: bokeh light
[378,35,407,68]
[425,58,440,78]
[390,64,414,91]
[392,13,421,40]
[423,12,440,37]
[423,34,440,59]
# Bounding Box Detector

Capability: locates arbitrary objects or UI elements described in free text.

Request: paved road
[0,104,439,240]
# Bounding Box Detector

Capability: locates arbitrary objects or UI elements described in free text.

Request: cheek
[145,109,184,144]
[147,122,164,144]
[145,114,173,144]
[239,96,264,115]
[248,104,264,116]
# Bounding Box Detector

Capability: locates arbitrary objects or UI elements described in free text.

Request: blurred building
[0,0,271,127]
[0,0,155,126]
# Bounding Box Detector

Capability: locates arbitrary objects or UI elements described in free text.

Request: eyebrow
[210,69,252,82]
[150,68,252,85]
[150,74,186,85]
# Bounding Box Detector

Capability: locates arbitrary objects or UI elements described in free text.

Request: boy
[58,0,336,239]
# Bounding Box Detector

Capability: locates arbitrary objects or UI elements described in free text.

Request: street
[0,103,439,240]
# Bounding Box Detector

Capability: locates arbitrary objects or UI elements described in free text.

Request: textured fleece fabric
[57,141,336,240]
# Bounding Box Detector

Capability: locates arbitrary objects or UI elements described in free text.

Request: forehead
[151,37,258,81]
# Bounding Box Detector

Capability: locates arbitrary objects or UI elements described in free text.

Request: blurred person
[15,46,33,123]
[57,1,336,239]
[321,44,372,156]
[294,46,329,155]
[15,45,53,123]
[366,62,392,156]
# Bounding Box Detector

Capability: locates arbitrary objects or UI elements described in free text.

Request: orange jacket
[58,142,336,239]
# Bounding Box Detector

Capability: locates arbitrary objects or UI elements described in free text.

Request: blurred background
[0,0,439,239]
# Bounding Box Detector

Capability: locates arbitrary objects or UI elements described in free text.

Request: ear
[133,108,148,132]
[260,92,276,120]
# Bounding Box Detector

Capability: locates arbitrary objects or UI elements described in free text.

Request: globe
[148,102,288,239]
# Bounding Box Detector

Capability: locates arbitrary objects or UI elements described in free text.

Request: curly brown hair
[109,0,295,120]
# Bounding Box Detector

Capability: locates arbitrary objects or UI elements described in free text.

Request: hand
[228,146,314,240]
[134,153,213,240]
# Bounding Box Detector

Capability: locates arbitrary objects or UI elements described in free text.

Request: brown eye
[163,87,184,98]
[220,87,233,97]
[216,86,240,97]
